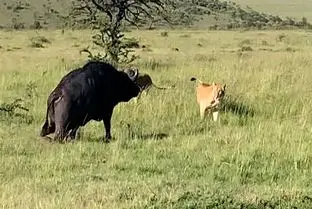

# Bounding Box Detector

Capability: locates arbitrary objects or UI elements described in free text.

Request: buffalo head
[115,67,140,102]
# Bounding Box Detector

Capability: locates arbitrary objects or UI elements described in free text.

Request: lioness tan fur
[123,67,174,102]
[190,77,226,121]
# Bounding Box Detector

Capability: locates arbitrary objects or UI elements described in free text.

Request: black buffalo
[40,61,140,143]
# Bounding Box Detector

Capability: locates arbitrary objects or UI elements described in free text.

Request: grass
[2,28,312,208]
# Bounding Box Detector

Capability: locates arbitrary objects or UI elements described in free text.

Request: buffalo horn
[128,68,138,81]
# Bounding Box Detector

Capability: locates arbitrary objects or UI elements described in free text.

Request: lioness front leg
[212,111,219,122]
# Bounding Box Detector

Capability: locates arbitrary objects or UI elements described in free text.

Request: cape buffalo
[40,61,140,143]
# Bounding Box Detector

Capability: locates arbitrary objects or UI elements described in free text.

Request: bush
[29,36,51,48]
[239,39,252,46]
[0,99,33,124]
[261,40,268,46]
[123,37,140,48]
[160,31,168,37]
[240,46,253,52]
[30,20,42,29]
[277,34,286,42]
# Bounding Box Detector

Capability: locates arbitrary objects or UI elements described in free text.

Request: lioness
[190,77,226,121]
[123,67,174,102]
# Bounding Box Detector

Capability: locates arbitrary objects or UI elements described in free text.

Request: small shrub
[277,33,286,42]
[11,22,25,30]
[31,36,51,44]
[240,46,253,52]
[285,47,296,52]
[180,34,190,38]
[208,56,217,62]
[0,99,28,114]
[72,43,80,48]
[261,40,268,45]
[123,37,140,48]
[25,81,38,99]
[142,47,153,52]
[29,42,44,48]
[11,46,21,50]
[160,31,168,37]
[0,99,33,124]
[302,17,308,26]
[6,47,21,51]
[238,39,252,46]
[141,44,152,52]
[30,20,42,29]
[258,48,273,52]
[29,36,51,48]
[209,25,218,30]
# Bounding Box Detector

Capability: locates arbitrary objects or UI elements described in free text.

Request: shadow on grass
[65,122,169,144]
[120,121,169,140]
[221,95,255,118]
[81,133,168,143]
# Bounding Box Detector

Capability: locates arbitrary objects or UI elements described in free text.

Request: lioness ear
[223,84,226,89]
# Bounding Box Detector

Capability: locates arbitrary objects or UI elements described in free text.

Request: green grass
[2,28,312,208]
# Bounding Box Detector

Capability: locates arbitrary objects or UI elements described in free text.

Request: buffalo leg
[40,120,55,137]
[61,127,78,142]
[103,109,113,143]
[40,102,56,137]
[69,127,79,140]
[54,98,71,142]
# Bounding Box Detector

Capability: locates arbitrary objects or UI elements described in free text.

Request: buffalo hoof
[41,135,53,143]
[100,139,110,143]
[101,135,112,143]
[105,138,111,143]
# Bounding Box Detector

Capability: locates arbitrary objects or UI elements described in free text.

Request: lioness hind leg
[212,111,219,122]
[199,103,208,119]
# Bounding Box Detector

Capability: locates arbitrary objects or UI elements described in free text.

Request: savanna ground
[1,28,312,208]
